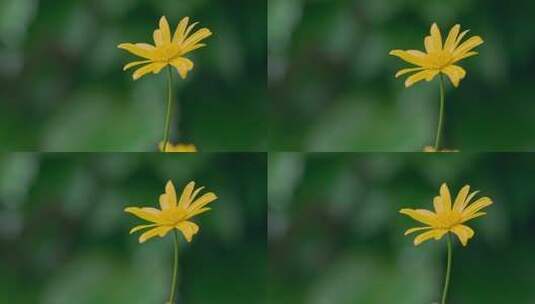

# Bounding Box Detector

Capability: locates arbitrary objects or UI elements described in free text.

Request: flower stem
[434,74,446,150]
[441,233,453,304]
[162,66,174,152]
[168,230,179,304]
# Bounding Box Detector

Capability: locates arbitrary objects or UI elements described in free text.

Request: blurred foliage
[269,152,535,303]
[0,0,267,151]
[268,0,535,151]
[0,153,267,303]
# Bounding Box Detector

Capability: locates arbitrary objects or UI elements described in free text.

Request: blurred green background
[0,0,267,151]
[0,153,267,303]
[269,152,535,303]
[269,0,535,151]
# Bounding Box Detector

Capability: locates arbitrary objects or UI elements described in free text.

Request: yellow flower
[118,16,212,80]
[400,183,492,246]
[390,23,483,88]
[125,180,217,243]
[159,142,197,152]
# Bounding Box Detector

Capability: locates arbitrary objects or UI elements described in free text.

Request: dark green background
[269,0,535,151]
[0,0,267,151]
[0,153,267,303]
[269,152,535,303]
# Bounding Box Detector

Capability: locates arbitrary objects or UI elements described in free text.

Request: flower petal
[450,224,474,246]
[399,208,440,226]
[461,197,493,218]
[454,36,484,57]
[439,183,452,211]
[460,212,487,223]
[124,207,162,223]
[394,67,424,78]
[172,17,191,45]
[404,226,432,235]
[123,60,152,71]
[158,16,171,45]
[169,57,194,79]
[187,192,218,214]
[132,62,166,80]
[178,181,196,209]
[451,51,479,64]
[404,69,439,87]
[444,24,461,52]
[176,221,199,242]
[452,185,471,212]
[129,224,158,234]
[441,65,466,87]
[389,49,428,67]
[185,207,211,220]
[413,229,448,246]
[118,43,156,59]
[165,181,177,208]
[139,226,173,243]
[429,23,443,51]
[180,28,212,55]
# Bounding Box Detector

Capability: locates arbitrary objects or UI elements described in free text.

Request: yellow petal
[399,208,440,226]
[129,224,158,234]
[118,43,156,59]
[452,185,471,212]
[433,195,445,214]
[158,16,171,45]
[439,183,452,211]
[404,226,432,235]
[451,51,479,64]
[172,17,190,45]
[404,69,439,87]
[414,229,447,246]
[441,65,466,87]
[389,49,428,67]
[165,181,178,207]
[185,207,211,220]
[187,192,218,213]
[450,224,474,246]
[429,23,443,51]
[139,226,173,243]
[178,181,196,209]
[132,62,166,80]
[123,60,152,71]
[180,28,212,55]
[153,29,164,46]
[176,221,199,242]
[461,197,493,218]
[454,36,484,57]
[460,212,487,223]
[169,57,194,79]
[124,207,162,223]
[394,67,424,78]
[444,25,461,52]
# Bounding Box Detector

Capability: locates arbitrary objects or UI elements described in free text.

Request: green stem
[162,66,174,152]
[168,230,179,304]
[441,233,452,304]
[433,74,446,150]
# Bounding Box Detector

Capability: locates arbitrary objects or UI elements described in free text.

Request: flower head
[118,16,212,80]
[390,23,483,88]
[159,142,197,152]
[400,183,492,246]
[125,180,217,243]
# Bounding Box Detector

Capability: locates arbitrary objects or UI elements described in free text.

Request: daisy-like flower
[159,142,197,152]
[390,23,483,87]
[125,180,217,243]
[400,183,492,246]
[118,16,212,80]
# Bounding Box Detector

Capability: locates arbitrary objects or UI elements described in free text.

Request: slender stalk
[162,66,174,152]
[168,230,180,304]
[441,233,453,304]
[434,74,446,150]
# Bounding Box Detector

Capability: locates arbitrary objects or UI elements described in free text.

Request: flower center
[428,50,453,69]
